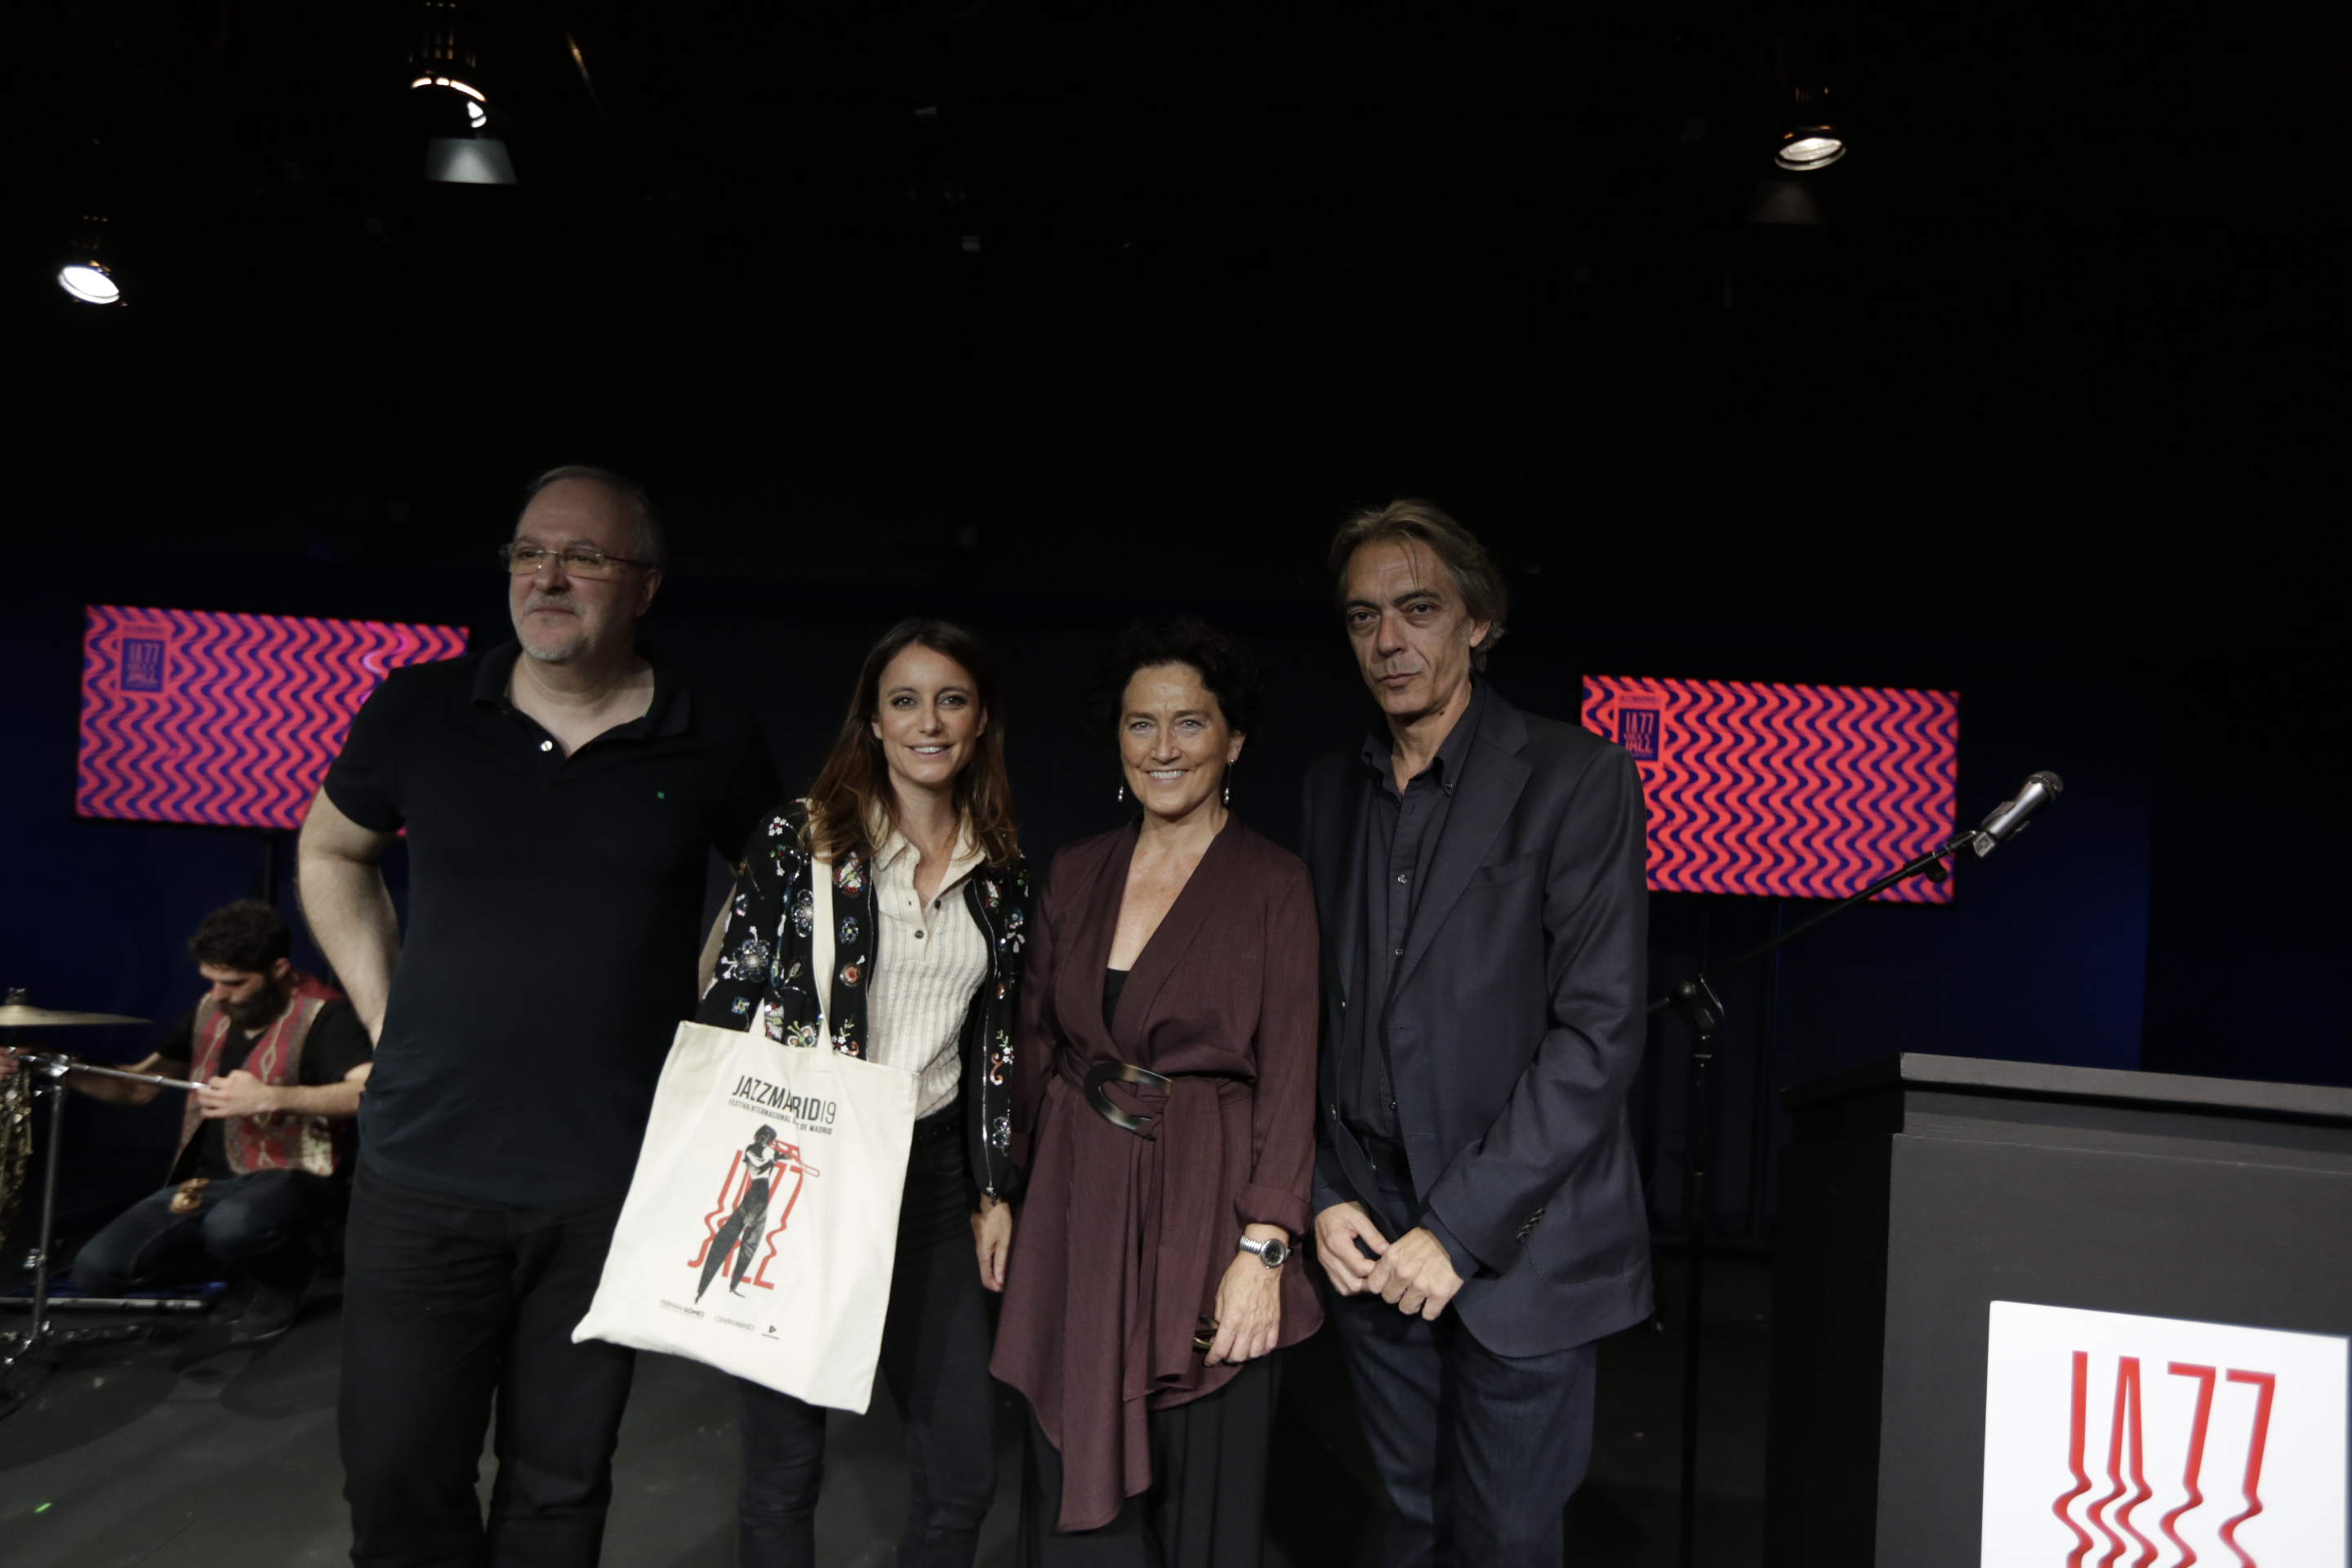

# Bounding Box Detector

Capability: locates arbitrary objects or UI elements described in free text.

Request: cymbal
[0,1003,149,1028]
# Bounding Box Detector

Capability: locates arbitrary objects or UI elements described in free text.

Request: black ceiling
[5,1,2336,668]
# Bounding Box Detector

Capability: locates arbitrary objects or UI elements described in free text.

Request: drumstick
[3,1050,202,1094]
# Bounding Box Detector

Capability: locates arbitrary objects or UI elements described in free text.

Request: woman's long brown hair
[803,619,1021,869]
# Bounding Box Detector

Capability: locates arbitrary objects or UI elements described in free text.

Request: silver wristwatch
[1238,1234,1289,1269]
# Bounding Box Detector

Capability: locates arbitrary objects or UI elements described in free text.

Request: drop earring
[1116,781,1126,804]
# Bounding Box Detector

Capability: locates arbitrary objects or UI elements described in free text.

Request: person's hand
[973,1195,1013,1293]
[1363,1226,1463,1321]
[1205,1227,1286,1365]
[1313,1201,1388,1295]
[198,1069,278,1120]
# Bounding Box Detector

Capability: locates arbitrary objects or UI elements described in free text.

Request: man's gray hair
[521,465,668,571]
[1328,499,1509,670]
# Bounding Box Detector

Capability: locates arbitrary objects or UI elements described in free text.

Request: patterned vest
[173,973,350,1179]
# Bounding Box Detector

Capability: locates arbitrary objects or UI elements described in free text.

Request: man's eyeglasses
[499,544,657,580]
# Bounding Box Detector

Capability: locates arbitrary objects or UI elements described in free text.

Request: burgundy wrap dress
[990,817,1325,1534]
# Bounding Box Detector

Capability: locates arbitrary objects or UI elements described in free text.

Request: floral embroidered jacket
[696,807,1032,1199]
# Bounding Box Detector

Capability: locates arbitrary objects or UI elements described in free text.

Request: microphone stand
[1659,831,1974,1568]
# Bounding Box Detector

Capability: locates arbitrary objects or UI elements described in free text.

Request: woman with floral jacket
[696,617,1031,1568]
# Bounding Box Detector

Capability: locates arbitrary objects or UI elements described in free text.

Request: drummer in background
[0,899,372,1344]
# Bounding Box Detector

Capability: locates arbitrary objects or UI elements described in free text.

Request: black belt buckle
[1084,1062,1170,1134]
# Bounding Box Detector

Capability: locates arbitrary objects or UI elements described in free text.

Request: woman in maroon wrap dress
[992,617,1322,1566]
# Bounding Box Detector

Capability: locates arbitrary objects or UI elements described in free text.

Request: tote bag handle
[808,852,837,1045]
[751,846,837,1047]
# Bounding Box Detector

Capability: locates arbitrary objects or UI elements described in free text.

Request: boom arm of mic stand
[1649,833,1974,1022]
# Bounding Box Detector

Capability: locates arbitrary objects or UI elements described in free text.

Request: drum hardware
[10,1055,198,1094]
[0,1294,217,1316]
[0,992,163,1414]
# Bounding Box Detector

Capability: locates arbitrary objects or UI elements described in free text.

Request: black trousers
[1329,1162,1597,1568]
[72,1168,341,1294]
[339,1163,639,1568]
[1017,1353,1281,1568]
[733,1102,998,1568]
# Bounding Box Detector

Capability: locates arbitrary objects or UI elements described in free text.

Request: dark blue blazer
[1303,685,1653,1356]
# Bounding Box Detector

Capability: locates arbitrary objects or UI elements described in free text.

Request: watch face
[1261,1238,1288,1267]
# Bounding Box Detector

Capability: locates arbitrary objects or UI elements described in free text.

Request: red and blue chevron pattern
[77,605,468,830]
[1580,675,1959,903]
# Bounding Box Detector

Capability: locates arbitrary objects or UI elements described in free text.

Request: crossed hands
[1313,1200,1463,1321]
[197,1069,277,1120]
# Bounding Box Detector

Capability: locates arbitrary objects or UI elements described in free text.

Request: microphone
[1970,771,2063,859]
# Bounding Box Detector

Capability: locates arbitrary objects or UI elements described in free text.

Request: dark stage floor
[0,1251,1769,1567]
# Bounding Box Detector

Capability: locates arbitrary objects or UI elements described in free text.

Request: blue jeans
[71,1168,343,1295]
[1328,1161,1599,1568]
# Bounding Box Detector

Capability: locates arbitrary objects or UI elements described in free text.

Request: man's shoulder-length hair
[1327,499,1509,670]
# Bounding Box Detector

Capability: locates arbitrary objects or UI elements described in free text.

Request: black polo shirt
[323,641,780,1204]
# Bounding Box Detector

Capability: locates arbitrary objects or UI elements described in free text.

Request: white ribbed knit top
[863,822,988,1121]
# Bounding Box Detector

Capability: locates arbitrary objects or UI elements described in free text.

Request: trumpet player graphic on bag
[693,1125,818,1301]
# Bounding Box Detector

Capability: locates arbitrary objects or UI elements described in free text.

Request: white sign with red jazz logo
[1981,1301,2348,1568]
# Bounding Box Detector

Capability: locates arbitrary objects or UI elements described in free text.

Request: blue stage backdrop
[7,555,2316,1241]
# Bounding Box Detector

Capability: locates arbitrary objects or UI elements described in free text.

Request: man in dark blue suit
[1303,500,1652,1567]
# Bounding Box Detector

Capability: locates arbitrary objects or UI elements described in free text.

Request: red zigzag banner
[1581,675,1960,903]
[78,605,468,831]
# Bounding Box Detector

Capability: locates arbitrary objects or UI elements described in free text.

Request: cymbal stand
[0,1053,148,1412]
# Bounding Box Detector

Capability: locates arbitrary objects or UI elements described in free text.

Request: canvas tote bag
[573,855,919,1412]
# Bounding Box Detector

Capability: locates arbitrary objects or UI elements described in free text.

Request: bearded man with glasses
[301,466,781,1568]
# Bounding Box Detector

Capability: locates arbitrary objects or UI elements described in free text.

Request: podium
[1763,1053,2352,1568]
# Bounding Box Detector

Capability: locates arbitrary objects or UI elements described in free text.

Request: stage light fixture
[56,213,123,305]
[1773,86,1846,172]
[408,79,511,185]
[406,8,508,178]
[424,137,517,184]
[1775,128,1846,171]
[57,261,118,305]
[411,76,490,128]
